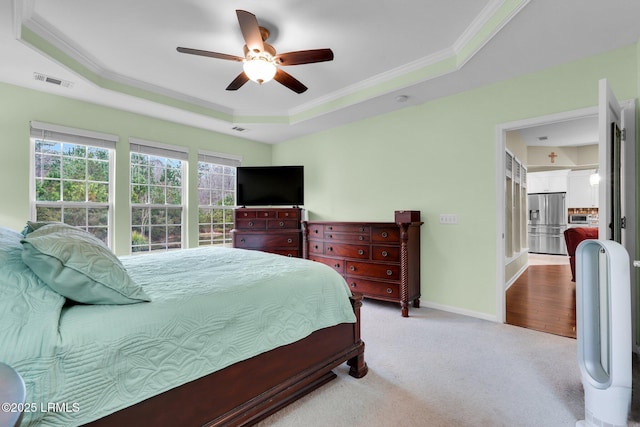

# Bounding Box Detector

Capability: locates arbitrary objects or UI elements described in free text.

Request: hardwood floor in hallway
[506,255,576,339]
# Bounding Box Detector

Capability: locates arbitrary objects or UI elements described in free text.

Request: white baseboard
[505,262,528,291]
[421,301,498,323]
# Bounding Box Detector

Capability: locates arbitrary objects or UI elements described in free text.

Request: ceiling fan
[177,10,334,94]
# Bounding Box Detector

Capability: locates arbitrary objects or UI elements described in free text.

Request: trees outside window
[33,139,111,244]
[198,162,236,246]
[130,150,184,252]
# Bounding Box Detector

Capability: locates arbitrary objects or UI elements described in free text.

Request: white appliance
[575,239,631,427]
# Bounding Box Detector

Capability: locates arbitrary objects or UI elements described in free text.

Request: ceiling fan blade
[273,69,308,94]
[177,47,243,62]
[226,72,250,91]
[275,49,334,66]
[236,10,264,53]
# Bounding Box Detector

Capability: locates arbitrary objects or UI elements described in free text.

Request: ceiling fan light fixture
[243,56,277,84]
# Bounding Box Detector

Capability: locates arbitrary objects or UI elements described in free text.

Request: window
[130,139,187,253]
[30,121,116,245]
[197,151,241,246]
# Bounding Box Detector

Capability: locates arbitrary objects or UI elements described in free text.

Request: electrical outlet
[439,214,458,224]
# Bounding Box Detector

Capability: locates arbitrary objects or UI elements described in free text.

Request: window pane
[63,157,86,180]
[151,208,166,225]
[64,208,86,227]
[36,206,62,222]
[131,185,148,204]
[63,180,86,202]
[88,208,108,226]
[166,187,181,205]
[36,179,60,201]
[150,185,165,204]
[88,159,108,181]
[167,208,182,225]
[88,183,108,203]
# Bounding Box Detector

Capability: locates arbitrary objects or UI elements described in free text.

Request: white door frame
[496,106,598,323]
[496,102,636,349]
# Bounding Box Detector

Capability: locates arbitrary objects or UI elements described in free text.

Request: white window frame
[29,121,117,247]
[129,138,188,253]
[197,150,242,247]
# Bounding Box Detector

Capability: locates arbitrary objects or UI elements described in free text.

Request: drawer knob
[328,226,333,230]
[287,238,293,243]
[386,269,393,276]
[279,221,285,227]
[314,229,319,234]
[382,251,388,257]
[334,263,341,269]
[240,238,246,243]
[287,254,293,257]
[359,227,365,232]
[350,283,357,288]
[327,246,333,252]
[264,213,269,217]
[350,266,356,271]
[386,288,393,294]
[285,213,289,217]
[248,221,254,227]
[243,213,248,217]
[358,249,364,255]
[327,234,333,239]
[359,236,364,241]
[381,231,388,238]
[314,245,319,250]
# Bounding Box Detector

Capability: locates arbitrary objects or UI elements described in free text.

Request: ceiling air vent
[232,126,246,132]
[33,72,74,88]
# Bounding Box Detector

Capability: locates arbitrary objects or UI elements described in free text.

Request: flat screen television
[236,166,304,206]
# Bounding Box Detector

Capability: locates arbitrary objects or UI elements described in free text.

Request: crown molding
[16,0,530,128]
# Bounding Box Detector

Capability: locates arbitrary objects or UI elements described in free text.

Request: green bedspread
[0,226,355,426]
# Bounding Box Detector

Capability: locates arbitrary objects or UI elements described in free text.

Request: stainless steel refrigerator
[528,192,567,255]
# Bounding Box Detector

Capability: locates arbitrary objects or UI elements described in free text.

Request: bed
[0,224,367,426]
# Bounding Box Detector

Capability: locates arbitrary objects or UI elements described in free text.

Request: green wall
[1,42,638,320]
[273,43,639,318]
[0,82,272,255]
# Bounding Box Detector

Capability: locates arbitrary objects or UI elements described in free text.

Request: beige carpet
[256,299,639,427]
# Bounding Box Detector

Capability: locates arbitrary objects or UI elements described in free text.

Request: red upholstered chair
[563,227,599,282]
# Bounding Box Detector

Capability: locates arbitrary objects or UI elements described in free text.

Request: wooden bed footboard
[83,293,367,427]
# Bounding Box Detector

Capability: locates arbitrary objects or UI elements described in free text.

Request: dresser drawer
[325,224,370,233]
[277,210,300,219]
[235,218,267,230]
[236,210,258,219]
[325,243,369,259]
[371,226,400,243]
[265,249,299,257]
[307,224,324,239]
[324,231,369,243]
[235,232,299,248]
[372,245,400,262]
[346,277,399,299]
[308,241,324,255]
[308,255,345,274]
[267,219,300,229]
[345,261,400,280]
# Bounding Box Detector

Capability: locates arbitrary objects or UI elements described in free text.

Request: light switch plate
[439,214,458,224]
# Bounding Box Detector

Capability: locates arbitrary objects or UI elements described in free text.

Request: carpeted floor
[256,299,639,427]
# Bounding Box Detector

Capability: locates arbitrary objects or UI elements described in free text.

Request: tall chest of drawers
[303,220,422,317]
[232,207,302,257]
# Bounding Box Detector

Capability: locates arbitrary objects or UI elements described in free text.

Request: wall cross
[548,151,557,163]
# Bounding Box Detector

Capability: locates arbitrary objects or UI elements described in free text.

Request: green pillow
[21,220,59,237]
[21,223,150,305]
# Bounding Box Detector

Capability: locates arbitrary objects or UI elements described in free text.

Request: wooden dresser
[303,218,422,317]
[232,207,302,257]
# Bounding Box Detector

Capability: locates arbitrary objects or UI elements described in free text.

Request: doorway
[496,98,636,337]
[502,113,598,337]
